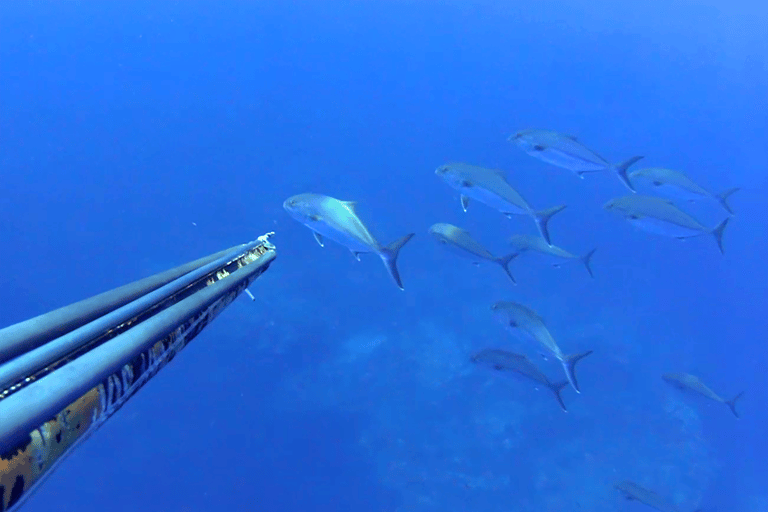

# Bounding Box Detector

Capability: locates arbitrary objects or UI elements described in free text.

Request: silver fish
[490,301,592,393]
[434,162,566,245]
[663,372,743,418]
[471,348,592,411]
[614,481,687,512]
[283,193,414,290]
[603,195,730,254]
[508,234,596,278]
[508,129,643,191]
[429,223,517,284]
[628,167,739,215]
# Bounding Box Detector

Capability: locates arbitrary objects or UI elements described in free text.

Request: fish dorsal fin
[454,225,471,235]
[313,232,325,247]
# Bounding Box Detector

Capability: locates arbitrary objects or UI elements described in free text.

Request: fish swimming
[628,167,740,215]
[434,162,566,245]
[508,129,644,191]
[603,195,730,254]
[283,193,415,290]
[508,234,596,278]
[490,301,592,393]
[429,223,518,284]
[662,372,743,418]
[471,348,591,411]
[614,481,689,512]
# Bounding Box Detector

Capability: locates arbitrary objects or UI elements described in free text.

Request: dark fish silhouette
[471,348,592,411]
[614,480,703,512]
[663,372,744,418]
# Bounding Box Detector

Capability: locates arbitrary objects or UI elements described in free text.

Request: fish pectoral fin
[653,180,663,186]
[313,232,325,247]
[493,364,504,371]
[626,214,643,220]
[460,180,474,188]
[508,320,518,328]
[533,144,546,151]
[309,214,322,222]
[565,134,578,141]
[460,195,470,212]
[351,250,362,261]
[472,261,481,267]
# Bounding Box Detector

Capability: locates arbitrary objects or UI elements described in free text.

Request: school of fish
[283,128,743,511]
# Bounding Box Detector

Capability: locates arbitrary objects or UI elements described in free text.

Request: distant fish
[662,372,744,418]
[490,301,593,393]
[508,234,596,278]
[435,162,566,245]
[614,481,692,512]
[429,223,518,284]
[603,194,730,254]
[508,129,643,191]
[283,193,415,290]
[628,167,740,215]
[471,348,588,411]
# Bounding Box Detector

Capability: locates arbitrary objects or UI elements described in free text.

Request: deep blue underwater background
[1,1,767,511]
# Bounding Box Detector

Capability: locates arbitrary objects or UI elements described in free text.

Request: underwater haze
[1,0,767,511]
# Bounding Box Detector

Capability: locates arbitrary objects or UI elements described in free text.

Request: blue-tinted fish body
[614,481,681,512]
[508,234,596,277]
[490,301,592,393]
[429,223,517,283]
[628,167,739,215]
[603,194,730,254]
[662,372,743,418]
[471,348,578,411]
[435,162,566,245]
[283,193,414,289]
[509,129,643,191]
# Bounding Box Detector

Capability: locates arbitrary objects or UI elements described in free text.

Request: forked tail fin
[496,252,519,285]
[549,380,569,412]
[725,391,744,418]
[613,155,644,192]
[380,233,415,290]
[561,350,594,393]
[533,204,567,246]
[716,187,740,216]
[711,217,730,255]
[581,248,597,278]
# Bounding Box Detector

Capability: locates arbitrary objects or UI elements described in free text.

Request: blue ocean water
[1,1,766,511]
